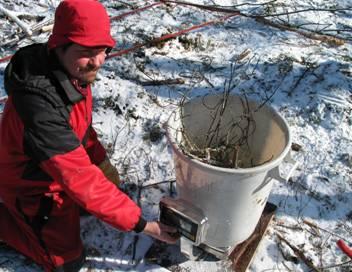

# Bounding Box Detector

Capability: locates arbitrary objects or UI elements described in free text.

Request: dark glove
[98,158,121,187]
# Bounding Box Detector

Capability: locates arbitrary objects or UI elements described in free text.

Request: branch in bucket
[178,64,268,169]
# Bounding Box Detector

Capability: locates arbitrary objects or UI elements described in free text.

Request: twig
[319,260,352,270]
[303,219,352,244]
[262,7,352,18]
[204,88,231,148]
[115,0,135,9]
[181,127,202,153]
[302,219,321,234]
[236,48,251,61]
[232,146,240,168]
[0,5,33,36]
[281,260,295,271]
[232,0,277,8]
[277,236,300,265]
[30,17,53,33]
[163,0,241,14]
[108,13,240,59]
[162,1,348,46]
[110,2,165,21]
[287,66,312,96]
[40,24,53,33]
[256,71,288,110]
[141,179,176,190]
[199,72,215,88]
[276,233,321,272]
[140,78,185,86]
[275,222,303,231]
[254,16,345,46]
[323,28,352,33]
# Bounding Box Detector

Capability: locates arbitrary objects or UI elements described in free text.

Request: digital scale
[159,196,208,246]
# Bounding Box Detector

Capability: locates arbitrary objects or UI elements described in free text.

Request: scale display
[160,204,199,242]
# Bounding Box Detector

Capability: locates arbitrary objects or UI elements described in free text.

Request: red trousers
[0,193,84,271]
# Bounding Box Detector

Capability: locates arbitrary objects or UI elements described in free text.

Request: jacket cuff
[133,217,147,233]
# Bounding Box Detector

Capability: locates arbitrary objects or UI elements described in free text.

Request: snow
[0,0,351,271]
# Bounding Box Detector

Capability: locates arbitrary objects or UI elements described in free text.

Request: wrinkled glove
[98,158,121,187]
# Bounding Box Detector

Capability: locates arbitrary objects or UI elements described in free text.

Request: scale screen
[160,204,199,242]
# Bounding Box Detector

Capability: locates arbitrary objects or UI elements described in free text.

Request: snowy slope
[0,0,351,271]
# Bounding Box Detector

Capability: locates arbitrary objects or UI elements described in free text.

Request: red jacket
[0,43,146,233]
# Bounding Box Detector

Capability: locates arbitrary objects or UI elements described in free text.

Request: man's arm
[85,126,121,186]
[13,93,178,242]
[14,93,144,231]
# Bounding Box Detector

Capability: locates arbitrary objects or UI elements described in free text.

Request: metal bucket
[166,94,297,258]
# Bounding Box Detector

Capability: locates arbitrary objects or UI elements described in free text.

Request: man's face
[56,44,107,84]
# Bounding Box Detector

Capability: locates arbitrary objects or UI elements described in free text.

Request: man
[0,0,177,271]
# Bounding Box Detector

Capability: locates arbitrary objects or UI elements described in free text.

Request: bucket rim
[165,96,292,174]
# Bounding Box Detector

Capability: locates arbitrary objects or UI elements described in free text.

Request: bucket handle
[269,151,299,182]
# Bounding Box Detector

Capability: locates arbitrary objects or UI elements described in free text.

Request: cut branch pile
[0,4,53,48]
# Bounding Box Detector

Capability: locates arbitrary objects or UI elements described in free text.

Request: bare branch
[140,78,185,86]
[277,233,321,272]
[303,219,352,244]
[261,7,352,18]
[254,16,345,46]
[0,5,33,36]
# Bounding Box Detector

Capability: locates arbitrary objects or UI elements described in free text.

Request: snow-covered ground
[0,0,351,271]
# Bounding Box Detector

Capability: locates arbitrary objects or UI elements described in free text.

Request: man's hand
[143,221,179,244]
[98,158,121,186]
